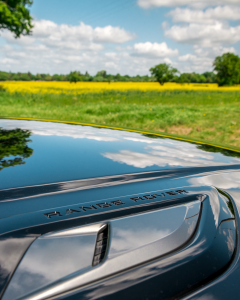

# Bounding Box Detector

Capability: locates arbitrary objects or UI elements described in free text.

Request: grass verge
[1,90,240,147]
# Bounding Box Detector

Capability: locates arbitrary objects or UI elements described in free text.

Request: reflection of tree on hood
[141,133,240,159]
[197,144,240,159]
[0,128,33,171]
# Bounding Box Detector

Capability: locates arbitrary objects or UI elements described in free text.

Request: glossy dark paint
[183,188,240,300]
[0,237,36,299]
[2,165,240,203]
[56,217,236,300]
[1,119,240,191]
[17,189,235,300]
[1,189,236,300]
[63,191,236,300]
[1,119,240,299]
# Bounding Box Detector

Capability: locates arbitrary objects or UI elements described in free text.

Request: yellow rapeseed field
[1,81,240,94]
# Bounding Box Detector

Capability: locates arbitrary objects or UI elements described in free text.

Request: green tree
[35,73,42,81]
[0,127,33,171]
[202,71,216,83]
[11,73,20,80]
[114,73,122,82]
[106,74,113,83]
[199,74,207,83]
[0,71,8,81]
[213,53,240,86]
[52,74,61,81]
[0,0,33,38]
[176,73,190,84]
[150,63,179,85]
[44,74,52,81]
[96,70,107,78]
[83,73,92,82]
[19,72,30,80]
[68,71,82,83]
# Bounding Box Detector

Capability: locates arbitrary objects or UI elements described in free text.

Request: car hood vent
[93,224,109,266]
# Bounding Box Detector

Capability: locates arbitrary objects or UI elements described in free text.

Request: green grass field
[1,90,240,148]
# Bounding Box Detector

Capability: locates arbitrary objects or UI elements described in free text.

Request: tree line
[0,71,153,82]
[1,51,239,86]
[0,69,217,83]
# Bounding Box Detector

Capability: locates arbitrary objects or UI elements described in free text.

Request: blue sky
[0,0,239,75]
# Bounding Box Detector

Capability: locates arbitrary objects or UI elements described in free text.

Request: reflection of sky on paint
[189,172,240,190]
[1,119,240,189]
[0,119,161,143]
[109,205,186,258]
[0,119,120,142]
[3,234,96,300]
[103,141,240,168]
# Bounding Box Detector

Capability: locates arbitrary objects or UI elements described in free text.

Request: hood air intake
[93,224,109,266]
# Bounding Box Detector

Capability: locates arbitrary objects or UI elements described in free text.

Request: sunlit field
[1,81,240,150]
[2,81,240,94]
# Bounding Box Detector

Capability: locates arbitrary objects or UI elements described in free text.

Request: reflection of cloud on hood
[103,150,162,168]
[102,139,240,168]
[31,130,119,142]
[0,120,119,142]
[148,144,214,160]
[189,172,240,189]
[103,150,226,168]
[123,137,155,144]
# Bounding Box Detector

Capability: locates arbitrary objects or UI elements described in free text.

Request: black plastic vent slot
[93,225,109,266]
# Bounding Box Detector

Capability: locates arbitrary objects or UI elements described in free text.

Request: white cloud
[115,46,132,51]
[177,53,213,72]
[165,21,240,47]
[33,20,134,45]
[133,42,178,58]
[164,57,173,64]
[137,0,240,9]
[163,4,240,71]
[0,19,141,75]
[1,58,18,64]
[1,5,239,76]
[168,6,240,24]
[178,54,198,62]
[177,46,236,72]
[193,45,236,56]
[0,20,134,50]
[0,40,174,75]
[105,52,118,59]
[94,26,135,43]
